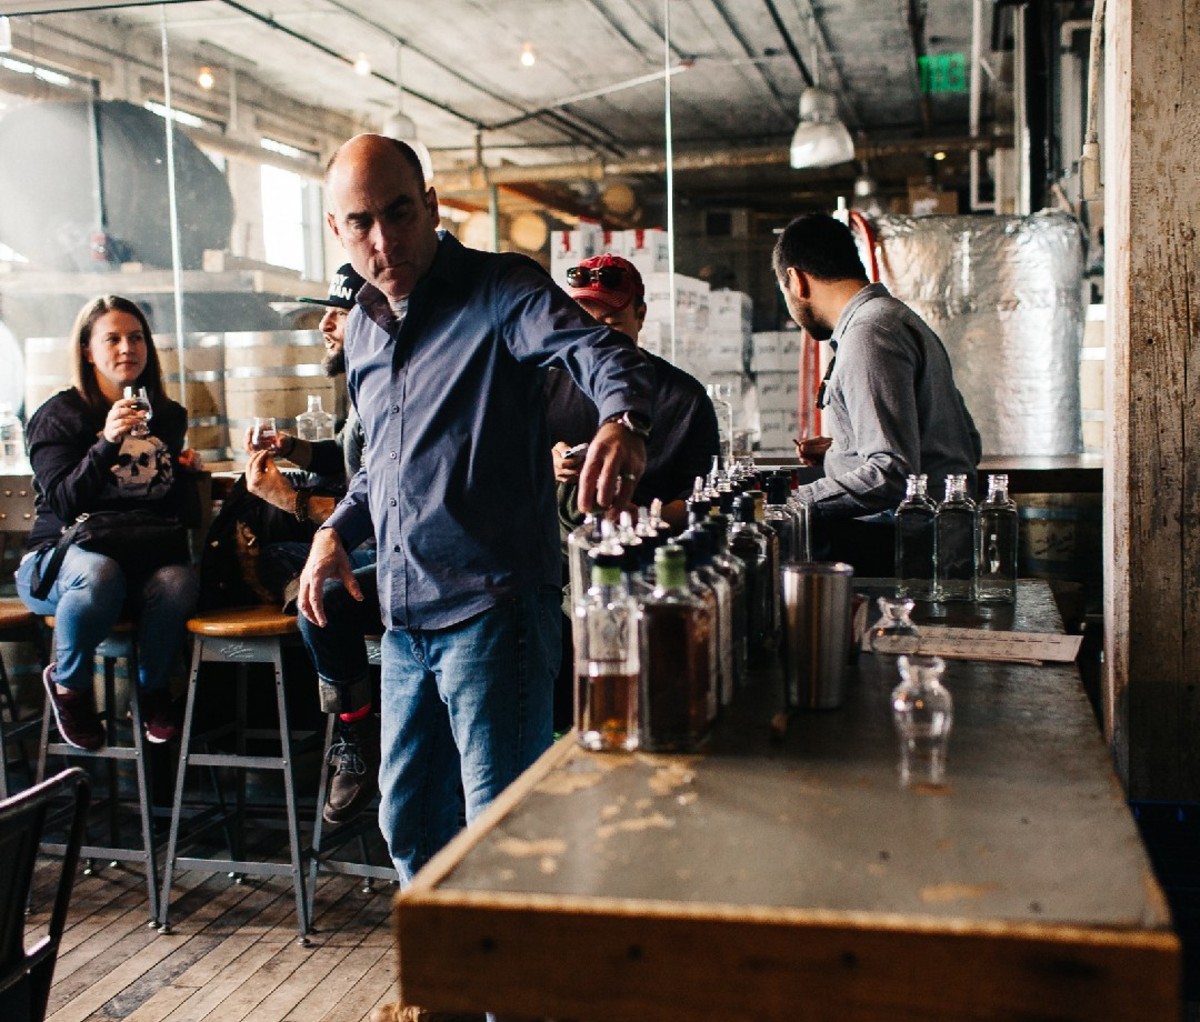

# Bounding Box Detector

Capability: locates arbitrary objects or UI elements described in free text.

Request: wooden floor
[28,856,398,1022]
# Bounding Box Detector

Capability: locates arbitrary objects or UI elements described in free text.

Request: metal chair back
[0,767,89,1022]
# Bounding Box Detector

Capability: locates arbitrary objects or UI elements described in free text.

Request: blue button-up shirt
[325,232,655,630]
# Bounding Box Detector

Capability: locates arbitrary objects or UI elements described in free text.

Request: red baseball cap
[565,254,644,311]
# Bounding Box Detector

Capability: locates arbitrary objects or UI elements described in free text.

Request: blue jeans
[295,555,381,713]
[17,545,198,692]
[378,587,559,884]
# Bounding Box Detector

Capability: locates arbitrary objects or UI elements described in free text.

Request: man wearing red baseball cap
[545,253,719,532]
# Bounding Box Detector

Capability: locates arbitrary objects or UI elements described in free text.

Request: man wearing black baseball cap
[247,261,380,825]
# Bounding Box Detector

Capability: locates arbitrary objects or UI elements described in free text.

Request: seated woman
[17,294,200,750]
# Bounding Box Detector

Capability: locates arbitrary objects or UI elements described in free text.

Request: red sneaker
[141,688,181,744]
[43,663,105,751]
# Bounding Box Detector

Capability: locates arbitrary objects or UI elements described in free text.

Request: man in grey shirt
[775,214,981,568]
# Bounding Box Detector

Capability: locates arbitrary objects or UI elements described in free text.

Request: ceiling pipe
[762,0,813,86]
[905,0,934,135]
[708,0,793,120]
[969,0,995,210]
[431,134,1013,192]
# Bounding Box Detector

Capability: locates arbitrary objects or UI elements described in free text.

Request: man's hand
[551,441,584,483]
[297,528,362,628]
[577,421,646,514]
[245,449,297,513]
[794,435,832,467]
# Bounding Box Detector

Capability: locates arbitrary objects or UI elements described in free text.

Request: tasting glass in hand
[123,385,152,438]
[251,416,277,452]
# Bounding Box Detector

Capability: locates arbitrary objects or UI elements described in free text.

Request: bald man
[297,135,654,894]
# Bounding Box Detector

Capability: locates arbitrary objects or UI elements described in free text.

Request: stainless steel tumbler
[781,562,855,710]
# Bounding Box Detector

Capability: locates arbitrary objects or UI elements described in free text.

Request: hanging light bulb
[353,53,372,77]
[520,42,536,68]
[790,8,854,171]
[197,65,215,90]
[382,42,434,184]
[789,87,855,169]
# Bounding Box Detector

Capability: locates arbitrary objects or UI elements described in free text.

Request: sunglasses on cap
[566,264,627,290]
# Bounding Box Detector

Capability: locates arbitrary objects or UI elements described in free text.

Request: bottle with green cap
[574,533,640,751]
[638,543,713,752]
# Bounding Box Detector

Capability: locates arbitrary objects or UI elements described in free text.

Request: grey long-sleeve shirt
[796,282,981,519]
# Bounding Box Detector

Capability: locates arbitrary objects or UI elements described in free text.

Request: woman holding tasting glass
[17,294,200,751]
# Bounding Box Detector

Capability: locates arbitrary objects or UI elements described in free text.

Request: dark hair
[326,134,425,193]
[69,295,167,412]
[772,213,868,283]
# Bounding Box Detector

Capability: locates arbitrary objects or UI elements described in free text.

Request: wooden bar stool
[0,598,44,799]
[158,606,314,943]
[36,618,161,923]
[306,636,397,922]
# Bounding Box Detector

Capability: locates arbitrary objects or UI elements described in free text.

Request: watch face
[627,412,651,433]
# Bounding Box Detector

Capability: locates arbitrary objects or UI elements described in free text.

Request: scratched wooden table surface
[395,580,1179,1022]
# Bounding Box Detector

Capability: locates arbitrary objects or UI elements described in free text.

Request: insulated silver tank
[871,211,1086,456]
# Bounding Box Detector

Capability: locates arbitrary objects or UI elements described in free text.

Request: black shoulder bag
[30,509,191,600]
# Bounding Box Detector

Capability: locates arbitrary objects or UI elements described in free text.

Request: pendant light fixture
[381,41,434,184]
[789,9,854,170]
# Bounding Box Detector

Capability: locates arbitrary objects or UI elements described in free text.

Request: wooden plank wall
[1105,0,1200,799]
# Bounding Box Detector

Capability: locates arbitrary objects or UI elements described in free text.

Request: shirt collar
[831,281,890,344]
[355,229,456,329]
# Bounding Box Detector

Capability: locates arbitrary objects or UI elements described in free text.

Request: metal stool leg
[124,645,160,924]
[272,643,310,943]
[158,637,202,933]
[306,713,336,925]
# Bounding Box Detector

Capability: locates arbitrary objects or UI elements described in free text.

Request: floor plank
[30,850,398,1022]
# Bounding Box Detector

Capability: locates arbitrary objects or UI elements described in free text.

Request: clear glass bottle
[0,402,25,472]
[762,473,801,565]
[706,384,735,468]
[891,655,953,787]
[895,474,937,600]
[566,514,603,613]
[575,547,640,752]
[977,473,1018,604]
[784,472,813,562]
[639,544,715,752]
[868,597,921,655]
[701,512,748,698]
[729,493,777,667]
[296,394,335,442]
[934,474,977,602]
[750,489,782,644]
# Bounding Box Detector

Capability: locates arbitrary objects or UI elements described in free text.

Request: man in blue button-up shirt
[297,134,654,885]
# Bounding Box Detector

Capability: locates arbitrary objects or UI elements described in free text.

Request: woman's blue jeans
[378,587,559,884]
[17,545,199,693]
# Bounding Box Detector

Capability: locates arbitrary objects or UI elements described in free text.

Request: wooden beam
[1105,0,1200,798]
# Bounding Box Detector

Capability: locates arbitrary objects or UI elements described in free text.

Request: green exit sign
[918,53,968,94]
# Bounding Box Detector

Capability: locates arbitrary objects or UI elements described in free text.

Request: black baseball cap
[298,263,366,309]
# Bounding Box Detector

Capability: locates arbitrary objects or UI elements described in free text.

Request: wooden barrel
[1017,493,1103,613]
[157,332,227,461]
[223,331,338,464]
[24,335,71,417]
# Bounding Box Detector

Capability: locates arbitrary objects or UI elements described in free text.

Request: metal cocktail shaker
[781,562,855,710]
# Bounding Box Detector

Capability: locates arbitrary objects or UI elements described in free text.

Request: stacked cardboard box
[749,330,806,454]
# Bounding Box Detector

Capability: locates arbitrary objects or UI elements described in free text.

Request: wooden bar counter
[395,581,1178,1021]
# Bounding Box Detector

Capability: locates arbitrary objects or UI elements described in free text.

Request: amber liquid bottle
[639,544,714,752]
[575,548,639,751]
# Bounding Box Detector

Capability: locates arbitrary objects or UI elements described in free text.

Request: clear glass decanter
[868,597,921,656]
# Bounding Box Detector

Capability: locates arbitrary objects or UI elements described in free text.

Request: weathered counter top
[395,580,1178,1021]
